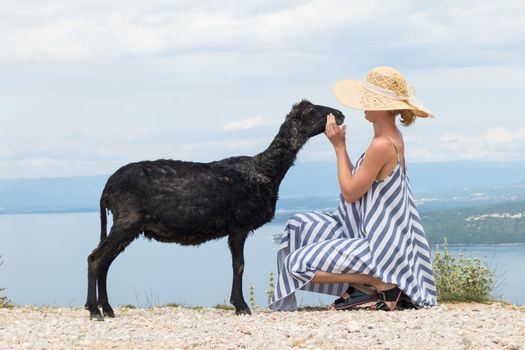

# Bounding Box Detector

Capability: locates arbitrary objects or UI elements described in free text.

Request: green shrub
[0,294,8,308]
[432,238,495,302]
[212,303,234,310]
[1,256,12,308]
[266,271,275,306]
[249,284,256,309]
[163,303,180,308]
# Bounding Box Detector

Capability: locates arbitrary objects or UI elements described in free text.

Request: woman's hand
[324,113,347,150]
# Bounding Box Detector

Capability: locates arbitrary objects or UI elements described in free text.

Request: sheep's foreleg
[228,232,251,315]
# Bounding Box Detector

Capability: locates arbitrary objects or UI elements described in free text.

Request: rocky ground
[0,303,524,349]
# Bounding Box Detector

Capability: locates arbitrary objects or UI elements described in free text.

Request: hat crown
[366,66,408,98]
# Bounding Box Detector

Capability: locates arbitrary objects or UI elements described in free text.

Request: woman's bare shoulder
[366,137,397,155]
[361,137,397,167]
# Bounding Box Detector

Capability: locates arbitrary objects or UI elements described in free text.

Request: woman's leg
[311,271,395,291]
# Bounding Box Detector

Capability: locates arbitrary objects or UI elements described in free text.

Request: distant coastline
[0,208,97,216]
[1,160,525,245]
[3,202,525,246]
[431,242,525,247]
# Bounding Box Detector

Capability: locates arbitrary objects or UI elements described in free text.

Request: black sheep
[85,100,345,320]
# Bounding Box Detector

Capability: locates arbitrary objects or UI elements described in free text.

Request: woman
[269,66,437,312]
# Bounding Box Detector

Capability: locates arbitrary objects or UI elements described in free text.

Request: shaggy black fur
[85,100,344,320]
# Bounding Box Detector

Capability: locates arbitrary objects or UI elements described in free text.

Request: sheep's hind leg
[97,236,135,318]
[86,226,137,321]
[86,239,111,321]
[228,232,251,315]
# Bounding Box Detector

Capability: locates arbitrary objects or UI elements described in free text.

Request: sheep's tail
[100,198,108,243]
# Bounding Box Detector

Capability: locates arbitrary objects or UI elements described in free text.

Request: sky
[0,0,524,178]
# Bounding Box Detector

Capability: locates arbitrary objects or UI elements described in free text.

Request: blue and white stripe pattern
[269,151,437,311]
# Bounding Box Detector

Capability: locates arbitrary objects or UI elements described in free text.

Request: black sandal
[334,285,356,305]
[397,293,418,310]
[376,286,403,311]
[334,286,377,311]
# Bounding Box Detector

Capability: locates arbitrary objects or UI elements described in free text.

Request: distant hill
[420,200,525,245]
[0,176,107,214]
[279,160,525,196]
[0,160,524,215]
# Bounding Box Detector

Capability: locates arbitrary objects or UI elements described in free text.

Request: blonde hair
[390,110,416,127]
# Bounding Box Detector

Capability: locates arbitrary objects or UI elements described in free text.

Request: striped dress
[269,144,437,311]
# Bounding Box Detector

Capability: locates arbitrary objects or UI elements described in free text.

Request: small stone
[347,321,360,332]
[461,336,472,346]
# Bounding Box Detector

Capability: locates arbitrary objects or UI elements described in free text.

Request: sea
[0,213,523,308]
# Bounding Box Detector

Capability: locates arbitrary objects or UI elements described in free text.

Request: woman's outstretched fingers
[328,113,336,125]
[325,115,334,136]
[326,114,337,134]
[325,113,346,149]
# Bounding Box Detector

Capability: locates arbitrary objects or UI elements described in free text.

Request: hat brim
[333,80,435,118]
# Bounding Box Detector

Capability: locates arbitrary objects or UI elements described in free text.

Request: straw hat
[333,66,436,118]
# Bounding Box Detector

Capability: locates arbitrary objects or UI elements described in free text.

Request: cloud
[223,115,264,131]
[485,127,525,144]
[406,127,525,162]
[0,1,524,178]
[1,0,523,67]
[0,0,370,59]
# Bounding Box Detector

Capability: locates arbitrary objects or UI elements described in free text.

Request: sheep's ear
[286,103,300,120]
[299,99,311,105]
[295,100,309,109]
[286,99,312,120]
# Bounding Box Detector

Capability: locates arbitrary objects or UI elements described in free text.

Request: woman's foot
[334,288,378,311]
[376,285,403,311]
[396,293,418,310]
[353,284,377,296]
[334,285,356,304]
[334,284,377,305]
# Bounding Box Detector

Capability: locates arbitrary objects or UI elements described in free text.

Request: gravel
[1,303,524,349]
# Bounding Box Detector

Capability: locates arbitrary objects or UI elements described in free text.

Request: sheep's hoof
[90,312,105,322]
[102,306,115,318]
[86,304,105,321]
[235,308,252,315]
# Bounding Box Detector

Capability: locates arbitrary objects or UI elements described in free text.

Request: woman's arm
[338,143,354,174]
[325,114,395,203]
[334,144,354,193]
[324,114,353,191]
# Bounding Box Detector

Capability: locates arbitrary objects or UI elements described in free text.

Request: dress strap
[385,136,406,175]
[385,136,400,162]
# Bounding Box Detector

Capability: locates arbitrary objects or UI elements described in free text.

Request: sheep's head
[287,100,345,138]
